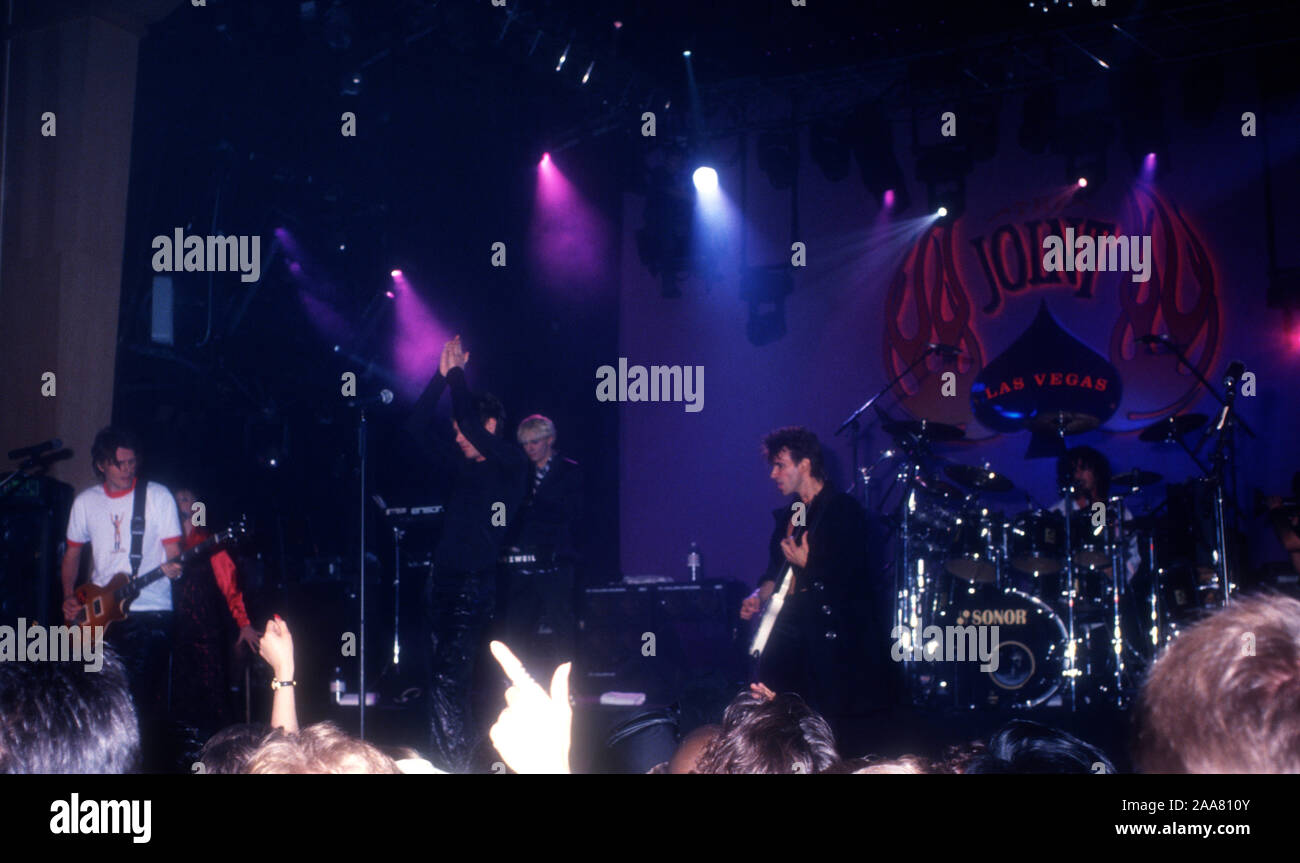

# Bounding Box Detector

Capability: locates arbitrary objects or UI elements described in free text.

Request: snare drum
[1009,510,1064,576]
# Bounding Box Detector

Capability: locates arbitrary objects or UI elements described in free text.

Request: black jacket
[401,367,529,572]
[760,486,873,618]
[506,456,583,560]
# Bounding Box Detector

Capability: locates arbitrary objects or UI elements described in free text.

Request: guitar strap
[128,479,148,578]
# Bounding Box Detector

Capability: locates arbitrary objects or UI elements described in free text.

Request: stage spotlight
[385,290,395,299]
[541,152,551,165]
[390,269,402,278]
[692,166,718,192]
[884,189,896,207]
[333,344,341,353]
[937,207,948,218]
[683,50,692,58]
[582,62,594,84]
[1077,177,1088,188]
[556,43,569,72]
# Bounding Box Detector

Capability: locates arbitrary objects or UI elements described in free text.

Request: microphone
[7,438,62,461]
[927,343,962,358]
[345,389,394,409]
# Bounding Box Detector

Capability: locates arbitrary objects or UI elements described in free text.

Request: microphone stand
[1152,343,1251,608]
[837,345,943,506]
[1208,373,1243,606]
[357,409,369,739]
[1150,340,1256,442]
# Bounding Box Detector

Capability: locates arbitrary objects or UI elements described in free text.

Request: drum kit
[866,411,1239,712]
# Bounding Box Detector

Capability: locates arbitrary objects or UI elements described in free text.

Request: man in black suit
[739,426,893,731]
[500,414,583,671]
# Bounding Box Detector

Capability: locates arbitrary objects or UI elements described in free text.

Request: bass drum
[927,585,1069,709]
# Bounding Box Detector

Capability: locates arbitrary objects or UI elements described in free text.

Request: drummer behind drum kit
[871,411,1240,712]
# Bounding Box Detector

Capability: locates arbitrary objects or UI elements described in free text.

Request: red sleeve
[209,550,251,629]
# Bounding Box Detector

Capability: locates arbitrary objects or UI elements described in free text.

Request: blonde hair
[517,415,556,443]
[244,722,402,774]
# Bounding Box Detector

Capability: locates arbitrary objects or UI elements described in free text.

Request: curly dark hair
[762,426,825,481]
[696,690,838,774]
[965,720,1116,774]
[1057,445,1110,500]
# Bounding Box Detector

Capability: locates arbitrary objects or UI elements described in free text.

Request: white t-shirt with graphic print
[66,479,183,613]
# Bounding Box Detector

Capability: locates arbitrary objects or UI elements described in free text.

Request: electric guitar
[75,516,249,633]
[749,564,795,664]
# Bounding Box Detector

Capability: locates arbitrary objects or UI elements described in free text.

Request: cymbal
[1027,410,1101,435]
[882,419,966,443]
[916,476,966,499]
[1138,413,1207,443]
[945,463,1015,492]
[1112,469,1163,489]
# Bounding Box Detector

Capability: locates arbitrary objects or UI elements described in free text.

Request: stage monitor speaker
[577,581,744,702]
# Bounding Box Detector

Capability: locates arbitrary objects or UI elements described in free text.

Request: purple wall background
[618,76,1300,587]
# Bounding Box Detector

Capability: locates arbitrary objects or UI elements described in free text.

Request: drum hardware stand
[838,348,947,702]
[1106,493,1129,705]
[1045,412,1080,711]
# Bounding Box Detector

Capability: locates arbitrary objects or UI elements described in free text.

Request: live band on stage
[6,310,1296,777]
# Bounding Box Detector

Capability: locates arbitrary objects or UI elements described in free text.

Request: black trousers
[755,595,870,732]
[423,567,496,773]
[106,611,174,771]
[501,560,575,671]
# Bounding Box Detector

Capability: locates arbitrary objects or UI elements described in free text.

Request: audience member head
[1136,592,1300,774]
[934,740,986,774]
[244,722,402,774]
[696,690,838,774]
[668,724,720,774]
[854,755,931,774]
[964,720,1115,774]
[199,723,273,774]
[0,646,139,773]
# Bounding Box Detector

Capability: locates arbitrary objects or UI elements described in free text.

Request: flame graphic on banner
[882,223,983,428]
[1108,184,1220,421]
